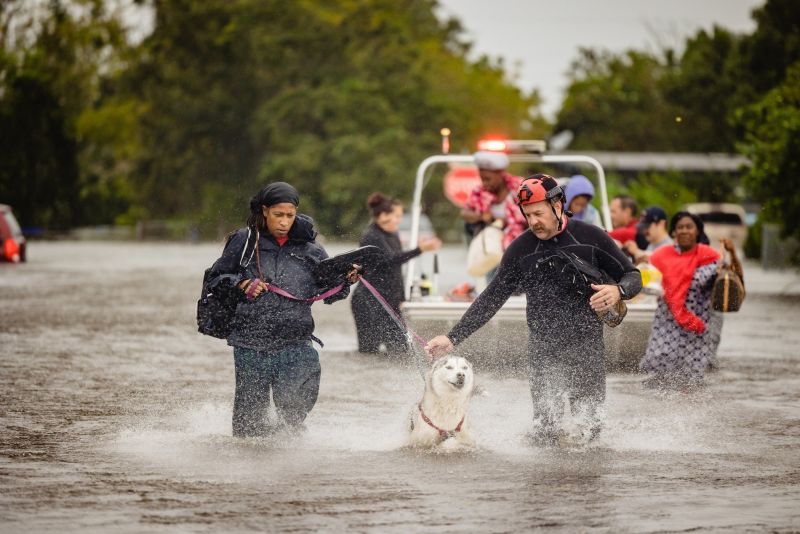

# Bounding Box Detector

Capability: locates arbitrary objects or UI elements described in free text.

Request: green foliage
[3,0,797,248]
[739,0,800,96]
[554,0,798,252]
[556,35,750,153]
[744,216,762,259]
[736,61,800,241]
[0,0,134,228]
[126,0,547,237]
[624,171,698,216]
[556,0,799,157]
[661,26,743,152]
[557,49,685,151]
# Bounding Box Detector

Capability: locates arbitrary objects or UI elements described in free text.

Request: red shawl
[650,244,720,334]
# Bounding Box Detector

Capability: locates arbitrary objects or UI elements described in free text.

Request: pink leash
[267,282,346,303]
[256,276,430,376]
[358,276,428,348]
[262,276,428,348]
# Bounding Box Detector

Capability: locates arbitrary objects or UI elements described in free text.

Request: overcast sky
[436,0,764,120]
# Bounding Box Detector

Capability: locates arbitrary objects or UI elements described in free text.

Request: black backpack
[552,249,628,328]
[196,229,259,338]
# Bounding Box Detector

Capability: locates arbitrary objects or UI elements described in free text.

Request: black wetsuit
[447,218,642,441]
[351,223,422,353]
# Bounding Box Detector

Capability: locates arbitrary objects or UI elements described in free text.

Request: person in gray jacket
[206,182,355,437]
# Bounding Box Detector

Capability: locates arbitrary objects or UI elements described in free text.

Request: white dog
[407,355,476,451]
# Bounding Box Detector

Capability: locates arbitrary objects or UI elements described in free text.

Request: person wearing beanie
[202,181,356,437]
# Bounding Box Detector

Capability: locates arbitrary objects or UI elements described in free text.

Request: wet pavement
[1,241,799,533]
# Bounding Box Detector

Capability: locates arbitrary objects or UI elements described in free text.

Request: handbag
[196,228,259,338]
[712,245,745,312]
[467,221,504,277]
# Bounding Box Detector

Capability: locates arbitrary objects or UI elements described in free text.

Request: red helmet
[515,174,564,206]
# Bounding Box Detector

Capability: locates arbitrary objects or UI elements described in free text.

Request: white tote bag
[467,221,504,277]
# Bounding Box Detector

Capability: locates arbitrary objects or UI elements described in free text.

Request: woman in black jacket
[205,182,355,437]
[351,193,441,354]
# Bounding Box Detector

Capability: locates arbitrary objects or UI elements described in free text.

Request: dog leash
[269,283,345,303]
[246,279,346,303]
[249,240,347,303]
[358,276,429,380]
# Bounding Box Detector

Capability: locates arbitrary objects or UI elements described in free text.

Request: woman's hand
[720,237,735,252]
[239,278,269,300]
[719,238,744,279]
[419,237,442,252]
[589,283,621,313]
[346,264,361,284]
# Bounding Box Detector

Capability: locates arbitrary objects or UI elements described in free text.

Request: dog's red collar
[418,403,464,440]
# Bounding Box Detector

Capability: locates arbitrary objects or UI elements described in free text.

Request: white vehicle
[400,142,657,372]
[684,202,748,253]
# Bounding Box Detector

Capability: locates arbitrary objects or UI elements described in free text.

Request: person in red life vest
[640,212,730,388]
[204,182,357,437]
[608,194,648,253]
[427,174,642,446]
[461,151,526,249]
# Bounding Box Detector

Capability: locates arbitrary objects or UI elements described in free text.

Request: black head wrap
[250,182,300,214]
[247,182,300,230]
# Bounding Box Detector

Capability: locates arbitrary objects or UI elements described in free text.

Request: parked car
[0,204,26,262]
[684,203,747,251]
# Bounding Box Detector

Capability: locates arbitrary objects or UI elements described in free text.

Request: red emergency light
[478,138,547,154]
[476,139,509,152]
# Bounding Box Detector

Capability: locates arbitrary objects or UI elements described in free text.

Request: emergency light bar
[477,138,547,154]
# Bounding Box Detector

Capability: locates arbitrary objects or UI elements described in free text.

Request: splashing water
[1,241,798,531]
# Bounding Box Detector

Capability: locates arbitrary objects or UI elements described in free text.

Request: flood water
[1,241,799,533]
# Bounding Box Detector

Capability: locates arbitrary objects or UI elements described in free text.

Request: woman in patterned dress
[640,212,726,387]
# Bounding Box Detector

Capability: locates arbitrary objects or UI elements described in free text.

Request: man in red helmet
[426,174,642,446]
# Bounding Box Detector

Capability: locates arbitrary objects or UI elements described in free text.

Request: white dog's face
[429,356,474,397]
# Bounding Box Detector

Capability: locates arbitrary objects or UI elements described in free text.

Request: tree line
[1,0,797,243]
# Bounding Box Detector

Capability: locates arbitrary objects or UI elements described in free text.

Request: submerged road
[1,241,799,532]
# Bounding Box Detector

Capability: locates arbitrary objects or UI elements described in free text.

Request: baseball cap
[639,206,667,226]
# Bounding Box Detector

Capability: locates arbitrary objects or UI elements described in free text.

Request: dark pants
[232,343,321,437]
[527,338,606,444]
[351,290,408,354]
